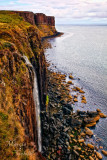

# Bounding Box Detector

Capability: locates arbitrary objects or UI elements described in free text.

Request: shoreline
[41,32,64,42]
[41,36,107,159]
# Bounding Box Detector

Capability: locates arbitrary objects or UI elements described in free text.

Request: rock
[81,100,87,103]
[65,104,73,111]
[90,115,100,123]
[68,146,71,150]
[73,150,79,156]
[86,122,96,127]
[79,89,85,93]
[102,150,107,156]
[62,107,71,115]
[99,112,107,118]
[97,109,101,112]
[85,127,93,136]
[89,156,94,160]
[96,152,103,159]
[87,111,98,117]
[82,96,86,100]
[74,98,78,102]
[78,139,84,143]
[87,143,94,149]
[80,132,86,137]
[70,134,74,138]
[75,87,81,91]
[80,155,84,158]
[69,75,74,79]
[68,81,73,84]
[70,118,82,127]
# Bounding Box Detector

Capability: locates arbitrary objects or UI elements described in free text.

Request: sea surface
[45,25,107,156]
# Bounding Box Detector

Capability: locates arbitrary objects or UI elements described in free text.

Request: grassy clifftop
[0,11,49,160]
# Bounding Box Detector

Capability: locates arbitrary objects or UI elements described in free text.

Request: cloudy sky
[0,0,107,24]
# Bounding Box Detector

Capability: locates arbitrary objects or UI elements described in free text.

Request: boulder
[65,104,73,111]
[89,156,94,160]
[74,98,78,102]
[102,150,107,156]
[69,75,74,79]
[96,152,103,159]
[62,107,71,115]
[86,122,96,127]
[85,127,93,136]
[78,139,84,143]
[87,143,94,149]
[99,112,107,118]
[87,111,98,117]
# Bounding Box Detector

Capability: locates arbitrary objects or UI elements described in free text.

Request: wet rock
[74,98,78,102]
[89,156,94,160]
[78,139,84,143]
[87,143,94,149]
[86,122,96,127]
[73,150,79,156]
[62,106,71,115]
[71,118,82,127]
[68,81,73,84]
[96,152,103,159]
[65,104,73,111]
[87,111,98,117]
[85,127,93,136]
[99,112,107,118]
[69,75,74,79]
[102,150,107,156]
[97,108,101,112]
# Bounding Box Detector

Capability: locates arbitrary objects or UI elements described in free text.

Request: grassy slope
[0,11,50,160]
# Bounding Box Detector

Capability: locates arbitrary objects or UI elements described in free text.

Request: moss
[0,112,8,121]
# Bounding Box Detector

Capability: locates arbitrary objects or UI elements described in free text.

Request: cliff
[12,11,57,36]
[0,10,55,160]
[34,13,55,26]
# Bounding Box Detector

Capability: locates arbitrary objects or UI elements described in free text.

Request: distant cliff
[12,11,56,36]
[0,10,57,160]
[35,13,55,26]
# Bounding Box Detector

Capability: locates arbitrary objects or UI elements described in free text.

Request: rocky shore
[41,60,107,160]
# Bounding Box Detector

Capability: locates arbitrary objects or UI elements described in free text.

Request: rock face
[13,11,55,27]
[35,13,55,26]
[13,11,35,25]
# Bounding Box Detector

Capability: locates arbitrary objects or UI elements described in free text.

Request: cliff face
[34,13,55,26]
[0,11,50,160]
[12,11,56,36]
[13,11,35,25]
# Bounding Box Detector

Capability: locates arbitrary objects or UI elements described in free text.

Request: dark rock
[62,107,71,115]
[65,104,73,111]
[87,111,98,117]
[70,118,82,127]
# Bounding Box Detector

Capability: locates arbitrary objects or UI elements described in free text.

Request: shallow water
[45,25,107,154]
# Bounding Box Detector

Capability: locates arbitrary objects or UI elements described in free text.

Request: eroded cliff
[0,10,56,160]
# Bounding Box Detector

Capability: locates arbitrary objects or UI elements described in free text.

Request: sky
[0,0,107,24]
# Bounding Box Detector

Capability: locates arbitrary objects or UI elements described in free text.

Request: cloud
[0,0,107,24]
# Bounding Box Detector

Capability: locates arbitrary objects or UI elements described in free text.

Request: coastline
[41,32,64,42]
[41,35,107,160]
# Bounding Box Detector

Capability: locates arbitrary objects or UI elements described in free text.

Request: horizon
[0,0,107,25]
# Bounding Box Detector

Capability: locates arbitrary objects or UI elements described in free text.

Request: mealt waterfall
[23,56,42,152]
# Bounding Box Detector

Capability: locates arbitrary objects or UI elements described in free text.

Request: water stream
[23,56,42,152]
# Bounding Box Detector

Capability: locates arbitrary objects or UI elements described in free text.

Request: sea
[45,25,107,157]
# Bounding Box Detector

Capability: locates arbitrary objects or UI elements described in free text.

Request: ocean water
[45,25,107,154]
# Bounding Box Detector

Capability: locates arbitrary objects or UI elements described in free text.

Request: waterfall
[23,56,42,152]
